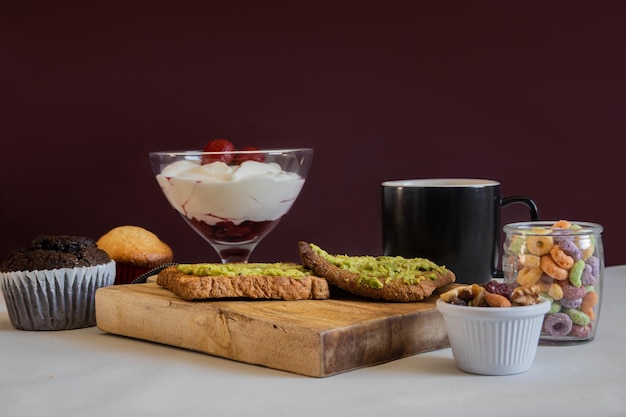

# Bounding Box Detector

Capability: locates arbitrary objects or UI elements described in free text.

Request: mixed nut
[440,280,542,307]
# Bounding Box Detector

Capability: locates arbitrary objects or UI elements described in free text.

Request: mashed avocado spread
[310,244,448,289]
[176,263,311,278]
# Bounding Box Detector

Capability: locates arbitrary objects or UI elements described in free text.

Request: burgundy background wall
[2,2,625,268]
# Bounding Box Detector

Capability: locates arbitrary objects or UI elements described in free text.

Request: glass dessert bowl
[149,147,313,263]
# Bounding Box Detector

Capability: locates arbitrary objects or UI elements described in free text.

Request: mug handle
[501,196,539,221]
[493,196,539,278]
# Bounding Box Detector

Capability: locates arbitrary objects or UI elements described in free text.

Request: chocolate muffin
[0,235,116,331]
[1,235,111,271]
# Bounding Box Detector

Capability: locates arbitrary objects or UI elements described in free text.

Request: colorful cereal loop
[540,255,568,280]
[568,259,585,287]
[527,235,554,256]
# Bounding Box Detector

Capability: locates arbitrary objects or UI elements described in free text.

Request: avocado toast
[157,263,330,301]
[298,242,455,302]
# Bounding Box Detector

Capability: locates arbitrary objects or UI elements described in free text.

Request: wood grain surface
[95,283,456,377]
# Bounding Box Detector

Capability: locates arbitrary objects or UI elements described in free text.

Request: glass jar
[502,221,604,345]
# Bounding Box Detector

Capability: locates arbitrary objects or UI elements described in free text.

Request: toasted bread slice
[156,263,330,301]
[298,242,455,302]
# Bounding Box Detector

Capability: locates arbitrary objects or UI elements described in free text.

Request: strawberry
[232,146,265,164]
[201,138,235,164]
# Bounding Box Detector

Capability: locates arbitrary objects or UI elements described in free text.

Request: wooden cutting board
[95,283,454,377]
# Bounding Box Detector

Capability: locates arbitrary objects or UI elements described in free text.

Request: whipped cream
[156,160,305,225]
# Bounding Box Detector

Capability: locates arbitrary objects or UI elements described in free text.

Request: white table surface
[2,266,625,417]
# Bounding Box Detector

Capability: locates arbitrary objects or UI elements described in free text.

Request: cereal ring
[549,245,574,270]
[519,254,541,268]
[540,255,568,280]
[508,235,527,255]
[568,259,585,287]
[516,266,543,286]
[569,324,592,338]
[558,280,586,300]
[581,264,597,286]
[582,247,594,259]
[548,282,564,300]
[580,238,595,259]
[581,291,598,320]
[556,238,583,261]
[549,301,562,314]
[541,295,563,313]
[544,312,573,336]
[527,235,554,256]
[585,256,600,278]
[565,308,590,326]
[560,297,582,309]
[552,220,572,229]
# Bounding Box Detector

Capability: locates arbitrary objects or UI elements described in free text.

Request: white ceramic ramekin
[436,298,550,375]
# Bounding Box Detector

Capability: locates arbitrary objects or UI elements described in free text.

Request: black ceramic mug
[382,178,538,284]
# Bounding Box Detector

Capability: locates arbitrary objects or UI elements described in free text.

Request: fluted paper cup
[436,298,550,375]
[0,260,115,331]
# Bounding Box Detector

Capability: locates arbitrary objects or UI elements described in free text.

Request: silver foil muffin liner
[0,260,116,331]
